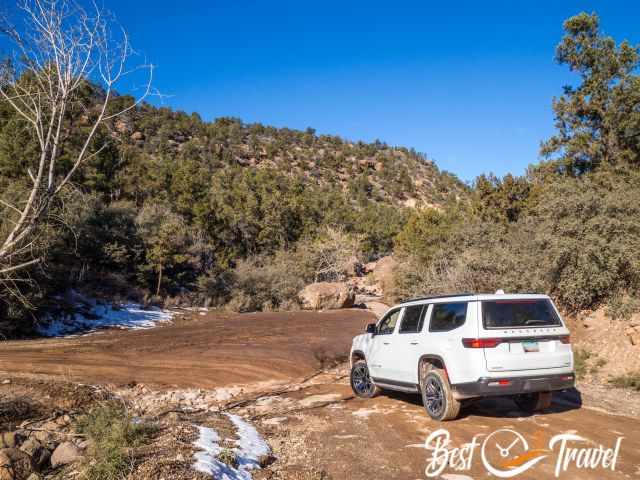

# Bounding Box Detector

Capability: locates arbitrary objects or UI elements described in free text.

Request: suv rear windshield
[482,299,561,329]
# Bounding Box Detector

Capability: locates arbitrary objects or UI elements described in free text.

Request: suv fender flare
[417,354,449,382]
[351,350,366,367]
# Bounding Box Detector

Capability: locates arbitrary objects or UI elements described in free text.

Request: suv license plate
[522,340,539,353]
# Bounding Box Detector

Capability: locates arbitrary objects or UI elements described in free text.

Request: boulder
[0,448,32,480]
[298,282,355,310]
[364,301,391,319]
[50,442,82,468]
[372,256,397,299]
[625,325,640,346]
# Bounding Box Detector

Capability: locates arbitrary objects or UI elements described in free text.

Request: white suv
[349,293,575,421]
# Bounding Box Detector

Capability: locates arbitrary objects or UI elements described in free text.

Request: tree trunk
[156,263,163,297]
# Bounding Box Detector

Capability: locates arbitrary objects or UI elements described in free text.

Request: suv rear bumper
[452,373,575,399]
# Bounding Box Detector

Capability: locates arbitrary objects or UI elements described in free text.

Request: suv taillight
[559,335,571,344]
[462,338,502,348]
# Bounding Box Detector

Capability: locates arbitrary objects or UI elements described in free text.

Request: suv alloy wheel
[420,368,461,421]
[350,360,380,398]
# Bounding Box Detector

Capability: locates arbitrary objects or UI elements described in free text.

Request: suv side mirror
[365,323,376,334]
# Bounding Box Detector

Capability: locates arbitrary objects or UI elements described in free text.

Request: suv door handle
[410,342,419,345]
[383,342,391,345]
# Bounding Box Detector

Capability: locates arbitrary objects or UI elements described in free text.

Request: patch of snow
[227,414,270,471]
[192,414,271,480]
[38,301,174,337]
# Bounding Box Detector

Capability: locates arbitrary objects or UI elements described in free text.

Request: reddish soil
[0,309,375,389]
[255,375,640,480]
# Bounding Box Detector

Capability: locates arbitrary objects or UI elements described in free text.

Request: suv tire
[513,391,552,412]
[420,369,461,421]
[350,360,380,398]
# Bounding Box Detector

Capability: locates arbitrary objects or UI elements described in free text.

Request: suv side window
[399,305,426,333]
[377,309,401,335]
[429,302,468,332]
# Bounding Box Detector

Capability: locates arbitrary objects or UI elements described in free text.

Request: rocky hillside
[109,107,467,208]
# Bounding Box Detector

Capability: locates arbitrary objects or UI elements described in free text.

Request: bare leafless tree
[0,0,152,297]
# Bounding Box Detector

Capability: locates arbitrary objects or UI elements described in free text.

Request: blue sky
[26,2,640,181]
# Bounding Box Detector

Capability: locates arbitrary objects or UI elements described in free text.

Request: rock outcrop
[298,282,355,310]
[50,442,82,468]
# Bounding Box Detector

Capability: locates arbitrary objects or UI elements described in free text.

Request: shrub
[76,402,158,480]
[296,226,364,282]
[606,295,640,321]
[218,448,238,468]
[608,372,640,391]
[226,250,308,312]
[574,348,593,380]
[394,168,640,313]
[394,207,460,265]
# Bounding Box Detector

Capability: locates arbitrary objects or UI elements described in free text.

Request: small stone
[53,417,69,428]
[175,453,184,462]
[50,442,82,468]
[77,439,92,451]
[165,412,180,423]
[1,380,10,385]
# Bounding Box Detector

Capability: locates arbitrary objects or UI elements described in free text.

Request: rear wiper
[525,319,549,325]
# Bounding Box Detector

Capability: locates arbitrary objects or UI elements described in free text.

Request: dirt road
[0,309,374,388]
[250,370,640,480]
[1,309,639,480]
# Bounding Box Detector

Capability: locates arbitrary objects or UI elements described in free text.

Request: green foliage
[76,402,158,480]
[395,168,640,312]
[473,173,531,223]
[218,448,238,468]
[395,207,461,264]
[541,12,640,174]
[606,295,640,321]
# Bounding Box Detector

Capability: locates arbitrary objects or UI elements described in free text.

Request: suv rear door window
[429,303,468,332]
[482,299,561,328]
[377,309,401,335]
[399,305,426,333]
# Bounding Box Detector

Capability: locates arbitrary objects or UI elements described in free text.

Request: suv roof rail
[400,292,476,304]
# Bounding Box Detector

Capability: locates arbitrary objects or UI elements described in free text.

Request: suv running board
[371,377,419,393]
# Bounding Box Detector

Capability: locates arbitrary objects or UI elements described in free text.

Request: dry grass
[608,372,640,391]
